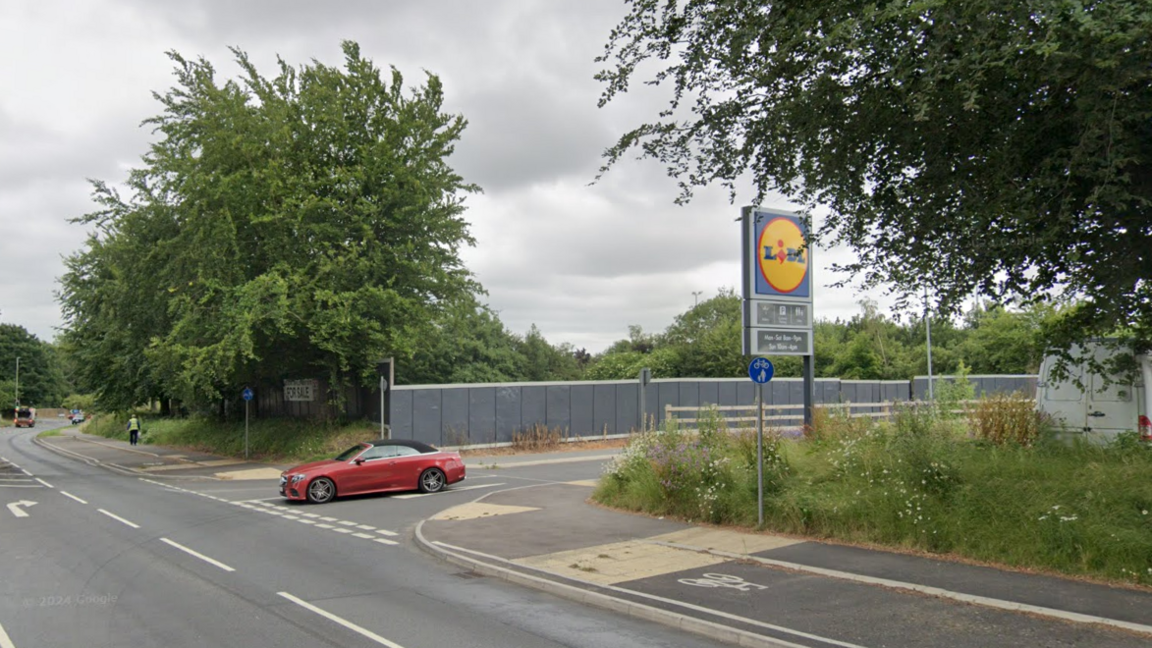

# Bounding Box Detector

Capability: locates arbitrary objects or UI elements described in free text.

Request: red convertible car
[280,439,466,504]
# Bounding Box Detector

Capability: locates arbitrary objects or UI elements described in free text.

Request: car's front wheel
[419,468,446,494]
[306,477,336,504]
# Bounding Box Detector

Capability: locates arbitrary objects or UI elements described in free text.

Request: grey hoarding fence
[382,374,1036,447]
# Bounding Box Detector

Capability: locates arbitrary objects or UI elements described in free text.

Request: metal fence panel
[546,385,571,432]
[699,381,720,406]
[617,383,639,433]
[412,389,443,446]
[680,382,701,409]
[467,387,496,445]
[390,389,413,439]
[571,385,595,436]
[593,385,617,436]
[495,387,521,443]
[442,389,469,445]
[521,386,546,430]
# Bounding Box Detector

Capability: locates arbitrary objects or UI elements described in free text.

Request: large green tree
[0,325,65,407]
[598,1,1152,345]
[60,42,480,411]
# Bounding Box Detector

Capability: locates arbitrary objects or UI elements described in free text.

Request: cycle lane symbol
[679,573,768,591]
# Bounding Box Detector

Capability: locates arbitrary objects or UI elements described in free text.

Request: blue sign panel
[748,358,775,384]
[242,387,254,401]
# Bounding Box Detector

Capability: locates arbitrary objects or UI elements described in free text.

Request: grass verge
[84,414,382,464]
[594,404,1152,588]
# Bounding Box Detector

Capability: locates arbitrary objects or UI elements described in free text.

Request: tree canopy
[597,0,1152,347]
[59,41,480,411]
[0,325,66,407]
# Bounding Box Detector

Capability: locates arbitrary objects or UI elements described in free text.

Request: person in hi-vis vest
[127,415,142,446]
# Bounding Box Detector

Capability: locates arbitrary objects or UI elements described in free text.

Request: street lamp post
[692,291,703,307]
[14,356,19,407]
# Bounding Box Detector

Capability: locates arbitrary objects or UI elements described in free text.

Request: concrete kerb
[413,519,794,648]
[31,435,226,482]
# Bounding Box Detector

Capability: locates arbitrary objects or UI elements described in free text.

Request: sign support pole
[803,355,814,429]
[244,399,249,460]
[757,382,764,527]
[380,376,386,440]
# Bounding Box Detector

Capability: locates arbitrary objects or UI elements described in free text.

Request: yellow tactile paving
[431,502,541,521]
[198,459,246,467]
[515,540,726,585]
[214,467,284,480]
[650,527,802,554]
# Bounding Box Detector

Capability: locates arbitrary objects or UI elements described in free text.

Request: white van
[1036,343,1151,443]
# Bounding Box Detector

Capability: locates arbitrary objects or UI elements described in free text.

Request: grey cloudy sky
[0,0,891,353]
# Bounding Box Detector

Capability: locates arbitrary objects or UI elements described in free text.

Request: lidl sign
[741,206,813,356]
[747,209,811,299]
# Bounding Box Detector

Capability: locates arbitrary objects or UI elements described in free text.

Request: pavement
[27,424,1152,648]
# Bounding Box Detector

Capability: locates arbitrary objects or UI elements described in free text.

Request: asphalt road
[0,423,730,648]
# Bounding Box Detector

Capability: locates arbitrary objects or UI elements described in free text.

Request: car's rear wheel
[419,468,446,493]
[306,477,336,503]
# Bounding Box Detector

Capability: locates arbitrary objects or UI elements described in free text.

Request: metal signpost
[748,357,774,526]
[242,387,253,459]
[377,358,393,440]
[741,207,815,428]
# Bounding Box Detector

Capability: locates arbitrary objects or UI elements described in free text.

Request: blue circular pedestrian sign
[748,358,774,384]
[242,387,253,401]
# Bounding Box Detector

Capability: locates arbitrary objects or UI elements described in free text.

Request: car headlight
[290,474,307,485]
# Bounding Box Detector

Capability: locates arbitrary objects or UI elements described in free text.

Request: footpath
[29,426,1152,648]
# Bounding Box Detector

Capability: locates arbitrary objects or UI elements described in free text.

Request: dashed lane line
[161,538,236,573]
[277,592,406,648]
[98,509,140,529]
[60,491,88,504]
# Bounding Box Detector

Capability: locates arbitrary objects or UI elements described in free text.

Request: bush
[968,393,1042,446]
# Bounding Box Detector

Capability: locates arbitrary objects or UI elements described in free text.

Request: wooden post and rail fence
[663,399,1028,433]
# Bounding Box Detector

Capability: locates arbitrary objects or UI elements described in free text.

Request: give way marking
[6,500,36,518]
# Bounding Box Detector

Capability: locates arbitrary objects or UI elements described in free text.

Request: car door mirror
[354,458,365,465]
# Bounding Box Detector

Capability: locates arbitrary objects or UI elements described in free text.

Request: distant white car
[70,410,86,424]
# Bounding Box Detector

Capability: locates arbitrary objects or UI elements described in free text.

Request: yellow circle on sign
[757,217,808,293]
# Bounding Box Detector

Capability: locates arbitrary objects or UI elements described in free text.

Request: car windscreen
[333,444,367,462]
[16,409,32,418]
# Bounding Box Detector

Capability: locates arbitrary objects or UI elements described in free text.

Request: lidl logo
[757,216,809,294]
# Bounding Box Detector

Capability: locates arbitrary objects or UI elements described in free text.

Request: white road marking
[353,533,375,539]
[356,525,375,530]
[20,469,32,476]
[316,524,335,529]
[278,592,406,648]
[373,538,399,546]
[392,483,504,499]
[7,501,36,518]
[338,520,357,526]
[332,528,354,534]
[60,491,88,504]
[298,519,317,525]
[319,516,338,522]
[282,515,300,520]
[34,478,53,488]
[375,529,399,537]
[0,485,42,488]
[98,509,140,529]
[0,620,15,648]
[161,538,236,572]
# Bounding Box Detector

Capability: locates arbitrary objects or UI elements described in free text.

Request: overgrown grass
[511,424,564,451]
[595,402,1152,587]
[84,414,380,464]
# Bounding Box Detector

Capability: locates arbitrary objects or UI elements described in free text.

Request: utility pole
[925,287,934,402]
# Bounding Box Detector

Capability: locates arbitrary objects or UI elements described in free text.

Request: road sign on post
[748,358,775,527]
[242,387,252,460]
